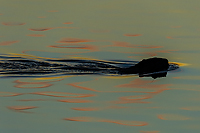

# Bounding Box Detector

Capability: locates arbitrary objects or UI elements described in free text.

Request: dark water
[1,0,200,133]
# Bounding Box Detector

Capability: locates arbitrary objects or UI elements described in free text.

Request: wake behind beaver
[0,55,179,79]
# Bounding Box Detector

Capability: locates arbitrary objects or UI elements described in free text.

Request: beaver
[0,56,178,79]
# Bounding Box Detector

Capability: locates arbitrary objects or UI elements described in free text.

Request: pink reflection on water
[0,40,19,46]
[2,22,26,26]
[64,116,148,126]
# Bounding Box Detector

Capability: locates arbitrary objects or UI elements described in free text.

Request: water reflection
[2,22,26,26]
[58,99,93,103]
[0,41,20,46]
[0,92,22,97]
[31,91,95,98]
[7,106,37,113]
[13,79,53,88]
[124,34,142,37]
[157,114,190,120]
[63,22,73,24]
[28,27,77,31]
[64,116,148,126]
[26,34,45,37]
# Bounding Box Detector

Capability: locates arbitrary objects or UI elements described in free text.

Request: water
[0,0,200,133]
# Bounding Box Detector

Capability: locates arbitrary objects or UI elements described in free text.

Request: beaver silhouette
[118,57,169,79]
[0,56,177,79]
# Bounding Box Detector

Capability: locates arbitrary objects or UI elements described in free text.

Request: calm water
[1,0,200,133]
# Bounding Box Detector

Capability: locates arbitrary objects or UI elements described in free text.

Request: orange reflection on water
[112,41,162,49]
[7,106,37,113]
[64,116,148,126]
[116,78,171,91]
[26,34,45,37]
[113,95,152,104]
[71,107,100,111]
[0,92,22,97]
[140,131,160,133]
[17,99,47,101]
[114,78,171,104]
[0,40,19,46]
[157,114,190,120]
[166,36,178,39]
[63,22,73,24]
[14,79,53,89]
[124,34,142,37]
[180,106,200,111]
[56,38,94,43]
[49,44,98,51]
[29,28,53,31]
[68,82,99,92]
[58,99,93,103]
[2,22,26,26]
[31,91,95,98]
[37,16,46,18]
[156,50,177,53]
[29,27,77,31]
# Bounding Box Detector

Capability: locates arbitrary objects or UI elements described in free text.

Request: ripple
[124,34,142,37]
[64,116,148,126]
[157,114,190,120]
[2,22,26,26]
[58,99,93,103]
[31,91,96,98]
[0,92,22,97]
[0,41,19,46]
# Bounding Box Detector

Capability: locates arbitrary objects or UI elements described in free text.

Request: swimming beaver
[118,57,169,79]
[0,56,178,79]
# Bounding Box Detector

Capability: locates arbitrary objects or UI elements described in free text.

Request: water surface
[0,0,200,133]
